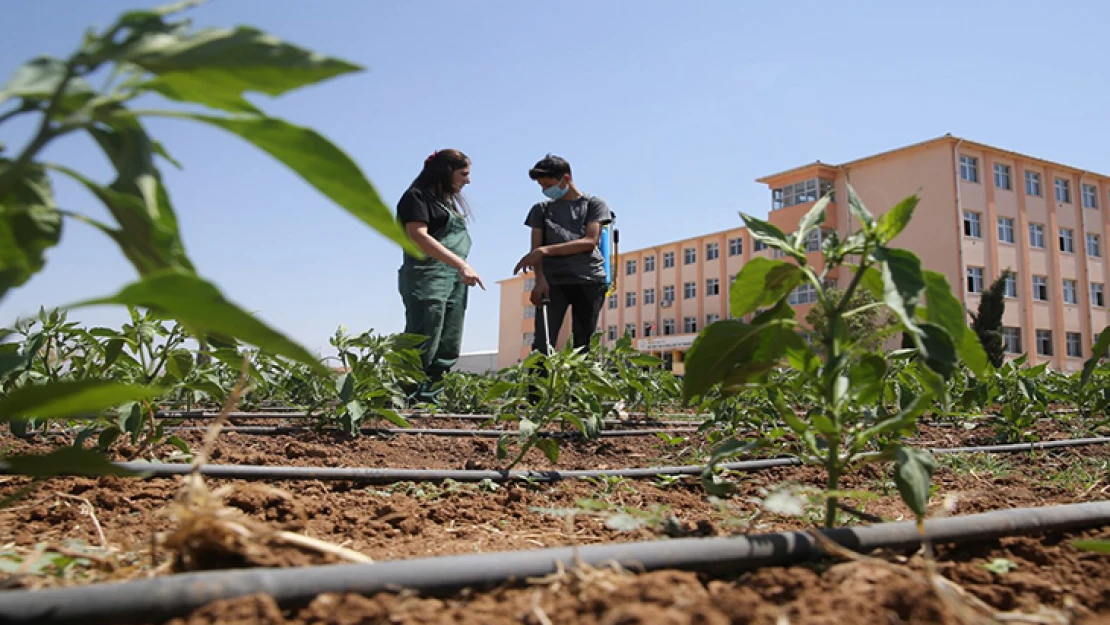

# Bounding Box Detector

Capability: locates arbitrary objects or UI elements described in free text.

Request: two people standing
[396,151,611,405]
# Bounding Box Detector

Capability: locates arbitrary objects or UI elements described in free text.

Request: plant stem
[825,441,841,528]
[0,62,78,196]
[0,102,38,126]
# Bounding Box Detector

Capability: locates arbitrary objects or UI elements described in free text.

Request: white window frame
[994,163,1012,190]
[963,211,982,238]
[1059,228,1075,253]
[1025,171,1041,196]
[1033,275,1048,301]
[1063,279,1078,305]
[705,242,719,261]
[997,217,1014,243]
[1087,233,1102,258]
[959,155,979,182]
[966,267,984,294]
[1029,223,1045,249]
[706,278,720,296]
[1055,177,1071,203]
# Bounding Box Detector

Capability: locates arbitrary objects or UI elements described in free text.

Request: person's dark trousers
[528,281,607,403]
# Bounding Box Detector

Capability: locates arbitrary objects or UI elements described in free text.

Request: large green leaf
[875,195,919,244]
[919,322,959,379]
[132,110,420,257]
[684,319,796,401]
[873,246,924,334]
[0,56,95,111]
[846,183,875,233]
[923,270,986,378]
[131,26,362,114]
[70,270,329,374]
[1,447,144,478]
[0,164,62,301]
[740,213,798,259]
[729,258,804,319]
[848,354,887,404]
[791,195,831,250]
[0,379,163,422]
[1081,326,1110,387]
[892,446,936,522]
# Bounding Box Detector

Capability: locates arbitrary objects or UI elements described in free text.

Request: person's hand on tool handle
[530,277,550,307]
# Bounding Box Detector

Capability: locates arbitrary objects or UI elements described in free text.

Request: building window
[662,285,675,302]
[606,326,617,341]
[1082,184,1099,209]
[1059,228,1075,253]
[644,255,655,272]
[684,247,696,264]
[728,237,743,256]
[1033,275,1048,301]
[683,281,696,299]
[994,163,1012,190]
[959,155,979,183]
[1055,177,1071,203]
[788,282,818,305]
[524,306,536,319]
[608,293,618,309]
[963,211,982,238]
[524,277,535,291]
[1087,233,1102,258]
[626,259,637,275]
[1004,272,1017,299]
[804,228,834,253]
[624,323,636,338]
[625,291,637,307]
[644,288,656,305]
[524,332,535,346]
[1063,279,1078,304]
[1029,223,1045,249]
[754,240,768,252]
[1003,327,1022,354]
[1025,171,1042,196]
[643,321,654,337]
[706,242,719,261]
[1036,330,1053,356]
[966,267,984,294]
[771,178,834,209]
[663,251,675,268]
[997,217,1015,243]
[706,313,720,325]
[1066,332,1083,358]
[683,316,698,333]
[662,319,675,335]
[706,278,720,296]
[1091,283,1105,307]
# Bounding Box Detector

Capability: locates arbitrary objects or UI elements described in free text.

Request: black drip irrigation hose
[1,500,1107,625]
[3,437,1107,485]
[155,426,700,439]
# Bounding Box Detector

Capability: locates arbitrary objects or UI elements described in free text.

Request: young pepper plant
[682,184,988,528]
[0,1,419,474]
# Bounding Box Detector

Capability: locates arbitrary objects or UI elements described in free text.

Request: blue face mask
[542,182,568,200]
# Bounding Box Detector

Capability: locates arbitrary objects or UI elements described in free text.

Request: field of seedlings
[1,308,1109,625]
[3,2,1110,624]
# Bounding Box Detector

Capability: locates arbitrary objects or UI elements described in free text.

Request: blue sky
[3,0,1109,356]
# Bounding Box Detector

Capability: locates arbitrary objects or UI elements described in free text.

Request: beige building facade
[497,135,1110,373]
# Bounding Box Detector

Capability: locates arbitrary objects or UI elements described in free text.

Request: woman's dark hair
[411,148,472,220]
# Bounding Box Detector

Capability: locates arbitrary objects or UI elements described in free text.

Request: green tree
[805,286,899,355]
[970,270,1011,368]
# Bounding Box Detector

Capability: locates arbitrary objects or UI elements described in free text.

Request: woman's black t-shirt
[397,186,452,240]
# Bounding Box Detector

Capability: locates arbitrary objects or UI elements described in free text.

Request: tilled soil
[1,418,1108,624]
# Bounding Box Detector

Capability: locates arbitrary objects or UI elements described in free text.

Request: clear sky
[2,0,1108,357]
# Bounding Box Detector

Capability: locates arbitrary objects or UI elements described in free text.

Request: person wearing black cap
[513,154,612,355]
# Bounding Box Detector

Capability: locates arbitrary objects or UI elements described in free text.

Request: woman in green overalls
[397,149,485,405]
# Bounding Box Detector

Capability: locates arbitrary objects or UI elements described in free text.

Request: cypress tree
[971,270,1011,368]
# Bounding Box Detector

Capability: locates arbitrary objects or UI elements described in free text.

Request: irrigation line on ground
[153,426,701,438]
[3,437,1107,485]
[0,500,1107,625]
